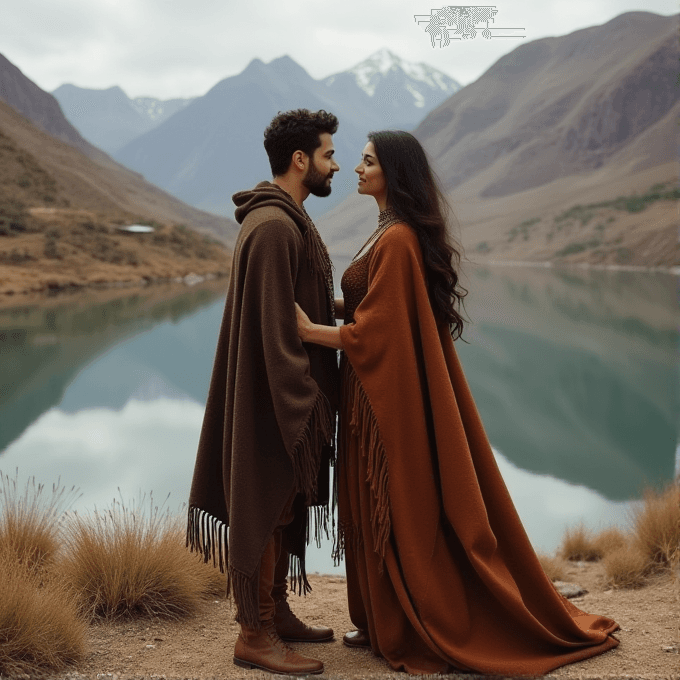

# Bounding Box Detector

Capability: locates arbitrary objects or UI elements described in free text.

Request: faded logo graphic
[415,6,525,47]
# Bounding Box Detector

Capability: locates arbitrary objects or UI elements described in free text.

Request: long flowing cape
[338,224,618,674]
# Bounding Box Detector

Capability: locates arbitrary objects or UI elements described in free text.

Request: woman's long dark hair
[368,130,467,339]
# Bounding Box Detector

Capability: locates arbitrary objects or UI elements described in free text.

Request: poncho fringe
[290,388,333,502]
[186,506,227,572]
[186,388,332,629]
[336,360,390,572]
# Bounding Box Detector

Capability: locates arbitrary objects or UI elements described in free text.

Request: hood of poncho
[233,181,308,231]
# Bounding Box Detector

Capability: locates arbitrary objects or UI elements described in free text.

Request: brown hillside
[317,12,679,269]
[418,11,677,198]
[0,101,236,296]
[0,53,96,159]
[0,99,238,245]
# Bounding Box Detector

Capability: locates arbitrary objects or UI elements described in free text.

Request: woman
[295,131,619,675]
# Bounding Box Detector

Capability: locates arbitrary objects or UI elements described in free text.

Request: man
[187,109,340,675]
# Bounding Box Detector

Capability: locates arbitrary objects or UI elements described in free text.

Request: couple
[187,109,619,675]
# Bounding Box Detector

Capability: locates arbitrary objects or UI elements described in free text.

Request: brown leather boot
[233,620,324,675]
[272,548,334,643]
[274,597,334,642]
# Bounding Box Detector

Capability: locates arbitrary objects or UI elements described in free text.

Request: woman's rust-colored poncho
[337,222,619,675]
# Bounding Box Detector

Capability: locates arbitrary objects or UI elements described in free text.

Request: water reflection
[0,281,227,453]
[0,266,678,573]
[454,265,678,500]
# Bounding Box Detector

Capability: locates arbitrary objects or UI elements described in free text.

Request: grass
[57,496,225,620]
[536,552,569,581]
[0,471,675,674]
[631,482,680,569]
[559,523,604,562]
[507,217,541,242]
[602,545,649,588]
[555,482,679,589]
[0,472,79,574]
[0,552,86,676]
[553,183,680,224]
[0,474,85,675]
[0,478,227,675]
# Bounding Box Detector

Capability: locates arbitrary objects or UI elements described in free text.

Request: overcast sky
[1,1,676,100]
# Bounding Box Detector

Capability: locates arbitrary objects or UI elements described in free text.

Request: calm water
[0,266,678,574]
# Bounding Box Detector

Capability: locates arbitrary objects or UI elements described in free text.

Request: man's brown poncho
[187,182,338,629]
[337,223,619,674]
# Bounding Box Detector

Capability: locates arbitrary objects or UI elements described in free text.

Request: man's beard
[303,160,333,197]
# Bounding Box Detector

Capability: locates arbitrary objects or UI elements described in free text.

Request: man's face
[302,132,339,198]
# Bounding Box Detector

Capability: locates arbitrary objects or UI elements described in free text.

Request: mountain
[317,12,678,269]
[52,84,194,154]
[322,48,461,129]
[0,55,238,245]
[0,53,100,160]
[112,50,460,217]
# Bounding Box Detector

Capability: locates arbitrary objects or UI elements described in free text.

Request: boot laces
[264,621,294,655]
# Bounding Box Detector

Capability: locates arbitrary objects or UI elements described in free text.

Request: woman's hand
[295,302,313,342]
[295,302,344,349]
[334,297,345,319]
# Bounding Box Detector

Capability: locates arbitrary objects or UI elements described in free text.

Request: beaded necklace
[352,207,402,262]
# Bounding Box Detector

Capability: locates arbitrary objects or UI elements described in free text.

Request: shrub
[0,553,86,676]
[0,473,79,575]
[592,527,629,558]
[58,496,223,620]
[44,237,60,259]
[536,552,568,581]
[631,483,680,570]
[559,523,602,562]
[603,545,649,588]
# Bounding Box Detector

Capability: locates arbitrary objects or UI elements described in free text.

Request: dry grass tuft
[603,544,650,588]
[536,552,569,582]
[0,552,86,676]
[559,523,603,562]
[0,472,79,574]
[592,527,629,557]
[57,497,223,620]
[631,482,680,570]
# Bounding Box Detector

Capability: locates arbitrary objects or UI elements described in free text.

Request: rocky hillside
[317,12,678,269]
[419,11,676,198]
[0,53,97,160]
[0,101,232,296]
[0,55,239,245]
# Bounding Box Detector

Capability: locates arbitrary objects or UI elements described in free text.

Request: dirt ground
[59,562,678,680]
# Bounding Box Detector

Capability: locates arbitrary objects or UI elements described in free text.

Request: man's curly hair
[264,109,339,176]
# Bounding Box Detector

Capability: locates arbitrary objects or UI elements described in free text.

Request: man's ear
[292,150,307,171]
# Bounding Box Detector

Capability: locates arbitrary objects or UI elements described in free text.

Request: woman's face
[355,142,387,206]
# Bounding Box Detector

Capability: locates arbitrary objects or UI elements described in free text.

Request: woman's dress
[336,222,620,675]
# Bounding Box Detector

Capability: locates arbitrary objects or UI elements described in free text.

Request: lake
[0,264,678,575]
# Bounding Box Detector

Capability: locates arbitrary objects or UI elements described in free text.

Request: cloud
[0,398,204,514]
[1,0,675,99]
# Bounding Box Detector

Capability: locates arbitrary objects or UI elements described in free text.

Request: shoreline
[467,259,680,276]
[0,269,230,304]
[2,254,676,304]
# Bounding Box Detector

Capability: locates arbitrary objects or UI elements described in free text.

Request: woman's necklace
[352,207,402,262]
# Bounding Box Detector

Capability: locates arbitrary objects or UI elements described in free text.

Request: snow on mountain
[130,96,194,123]
[327,48,461,100]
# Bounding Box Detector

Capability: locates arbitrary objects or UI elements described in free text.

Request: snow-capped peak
[330,48,461,99]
